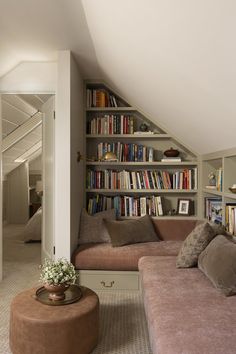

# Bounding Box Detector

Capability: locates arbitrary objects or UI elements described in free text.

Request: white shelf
[86,107,135,112]
[86,134,170,139]
[119,215,198,220]
[86,189,198,194]
[202,188,223,197]
[224,192,236,200]
[86,161,197,166]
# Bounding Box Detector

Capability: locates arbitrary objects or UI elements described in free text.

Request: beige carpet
[0,224,152,354]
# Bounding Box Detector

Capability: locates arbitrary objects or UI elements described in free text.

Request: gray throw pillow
[78,208,116,244]
[103,215,160,247]
[198,235,236,296]
[176,221,215,268]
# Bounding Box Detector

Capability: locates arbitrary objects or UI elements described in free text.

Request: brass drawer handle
[101,281,115,288]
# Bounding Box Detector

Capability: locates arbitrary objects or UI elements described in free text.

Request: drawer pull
[101,281,115,288]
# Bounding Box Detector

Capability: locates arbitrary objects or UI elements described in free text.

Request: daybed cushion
[198,235,236,296]
[103,215,159,247]
[21,207,42,242]
[78,208,116,244]
[176,221,215,268]
[72,241,182,271]
[139,256,236,354]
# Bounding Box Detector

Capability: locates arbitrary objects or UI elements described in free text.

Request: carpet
[0,224,152,354]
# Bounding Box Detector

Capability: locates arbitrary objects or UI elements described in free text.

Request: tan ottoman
[10,286,99,354]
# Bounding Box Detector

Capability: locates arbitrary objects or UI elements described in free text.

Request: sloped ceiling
[1,0,236,154]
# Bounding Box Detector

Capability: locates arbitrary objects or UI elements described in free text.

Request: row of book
[97,142,154,162]
[87,194,163,217]
[87,115,134,135]
[87,89,120,108]
[87,168,198,190]
[205,197,222,224]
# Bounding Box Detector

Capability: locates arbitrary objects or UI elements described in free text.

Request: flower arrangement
[40,258,78,286]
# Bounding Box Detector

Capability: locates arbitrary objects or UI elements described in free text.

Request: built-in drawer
[78,270,140,291]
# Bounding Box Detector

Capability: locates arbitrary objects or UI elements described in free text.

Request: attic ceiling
[0,0,236,154]
[2,94,51,176]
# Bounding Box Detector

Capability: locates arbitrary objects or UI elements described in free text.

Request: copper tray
[34,284,83,306]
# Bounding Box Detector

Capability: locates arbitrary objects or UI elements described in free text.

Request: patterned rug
[0,225,152,354]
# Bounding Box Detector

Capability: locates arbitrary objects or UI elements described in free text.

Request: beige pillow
[198,235,236,296]
[176,221,215,268]
[103,215,159,247]
[78,208,116,244]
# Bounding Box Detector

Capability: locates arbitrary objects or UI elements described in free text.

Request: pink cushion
[72,241,182,271]
[139,256,236,354]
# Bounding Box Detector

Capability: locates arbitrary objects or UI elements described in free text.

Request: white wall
[55,51,84,260]
[70,54,84,254]
[7,163,29,224]
[0,62,57,93]
[29,155,42,174]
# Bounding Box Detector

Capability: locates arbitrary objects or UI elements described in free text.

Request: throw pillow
[176,221,215,268]
[78,208,116,244]
[103,215,160,247]
[198,235,236,296]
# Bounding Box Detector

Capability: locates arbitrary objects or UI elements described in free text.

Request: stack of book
[225,203,236,235]
[87,89,119,107]
[86,168,198,190]
[87,115,134,135]
[97,142,154,162]
[205,197,222,223]
[87,194,163,217]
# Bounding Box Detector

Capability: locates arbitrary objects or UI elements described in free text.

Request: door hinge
[53,111,56,119]
[53,246,55,255]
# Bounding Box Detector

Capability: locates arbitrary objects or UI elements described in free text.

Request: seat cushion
[72,241,182,271]
[139,256,236,354]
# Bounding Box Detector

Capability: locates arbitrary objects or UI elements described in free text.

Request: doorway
[2,94,53,280]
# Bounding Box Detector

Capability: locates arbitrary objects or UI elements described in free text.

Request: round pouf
[10,286,99,354]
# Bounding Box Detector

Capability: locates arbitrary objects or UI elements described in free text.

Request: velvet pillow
[78,208,116,244]
[198,235,236,296]
[176,221,215,268]
[103,215,160,247]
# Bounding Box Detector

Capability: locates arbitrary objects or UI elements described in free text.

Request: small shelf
[119,215,198,220]
[86,107,135,112]
[86,189,198,194]
[86,161,198,166]
[86,134,170,139]
[224,192,236,200]
[203,188,223,197]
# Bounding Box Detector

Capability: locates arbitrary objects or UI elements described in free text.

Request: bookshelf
[84,81,199,219]
[201,148,236,234]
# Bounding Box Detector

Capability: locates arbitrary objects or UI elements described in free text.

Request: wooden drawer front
[79,271,140,291]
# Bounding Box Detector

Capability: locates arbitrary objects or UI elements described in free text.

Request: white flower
[39,258,78,285]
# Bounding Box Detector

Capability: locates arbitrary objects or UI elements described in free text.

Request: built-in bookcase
[201,148,236,234]
[84,81,200,219]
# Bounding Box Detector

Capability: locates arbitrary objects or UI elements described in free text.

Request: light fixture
[14,141,42,163]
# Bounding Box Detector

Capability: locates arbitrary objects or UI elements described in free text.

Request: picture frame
[177,199,192,215]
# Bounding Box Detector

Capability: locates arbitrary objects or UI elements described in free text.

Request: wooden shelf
[86,189,198,194]
[119,215,198,220]
[86,134,170,139]
[86,161,198,166]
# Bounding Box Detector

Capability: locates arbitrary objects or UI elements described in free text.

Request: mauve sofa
[139,256,236,354]
[72,220,197,270]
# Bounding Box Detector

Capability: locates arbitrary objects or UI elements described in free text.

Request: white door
[41,96,55,261]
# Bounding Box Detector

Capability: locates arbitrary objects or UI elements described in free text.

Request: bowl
[229,187,236,194]
[164,148,179,158]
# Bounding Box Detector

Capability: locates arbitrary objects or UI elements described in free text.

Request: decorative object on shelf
[102,151,118,162]
[208,172,216,187]
[164,148,179,158]
[139,122,149,132]
[39,258,78,302]
[229,184,236,194]
[177,199,193,215]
